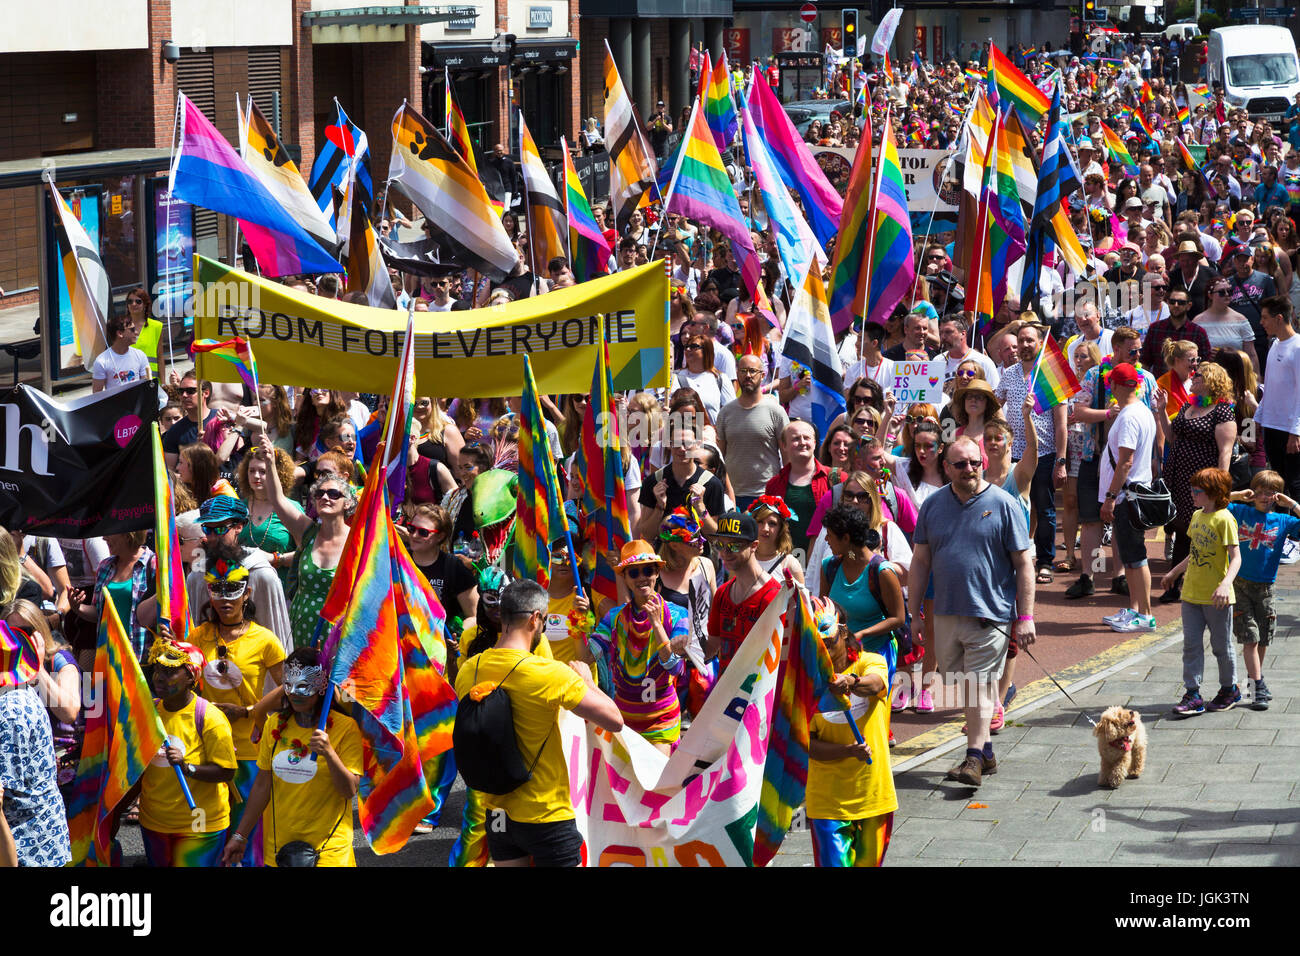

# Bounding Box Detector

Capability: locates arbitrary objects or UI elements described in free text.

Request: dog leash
[983,621,1098,728]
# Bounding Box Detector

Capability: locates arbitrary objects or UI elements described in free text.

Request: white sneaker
[1102,608,1136,627]
[1283,539,1300,565]
[1111,613,1156,633]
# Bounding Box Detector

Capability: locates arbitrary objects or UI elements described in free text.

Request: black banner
[0,381,158,537]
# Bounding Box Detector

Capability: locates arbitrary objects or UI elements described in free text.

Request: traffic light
[842,8,858,52]
[1082,0,1106,21]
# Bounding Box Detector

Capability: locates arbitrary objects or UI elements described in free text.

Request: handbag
[1108,447,1176,530]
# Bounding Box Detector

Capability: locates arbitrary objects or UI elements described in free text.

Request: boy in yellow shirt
[806,597,898,867]
[136,634,237,866]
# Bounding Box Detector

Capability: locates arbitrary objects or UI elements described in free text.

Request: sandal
[1053,559,1075,573]
[1036,567,1053,585]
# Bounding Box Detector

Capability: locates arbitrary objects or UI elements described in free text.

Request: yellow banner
[191,256,670,397]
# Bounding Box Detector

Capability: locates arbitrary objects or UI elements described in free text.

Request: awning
[305,4,481,43]
[428,37,578,69]
[0,148,172,190]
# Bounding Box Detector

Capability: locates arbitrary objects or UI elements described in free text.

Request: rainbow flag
[1029,333,1081,413]
[663,97,777,329]
[1140,80,1154,104]
[66,598,168,866]
[513,354,566,587]
[753,585,837,867]
[191,337,259,394]
[882,52,896,85]
[572,323,630,609]
[1131,110,1160,154]
[378,309,416,508]
[1177,104,1191,126]
[320,450,457,853]
[1192,83,1210,97]
[911,51,924,78]
[170,93,341,277]
[1099,121,1139,175]
[152,428,190,644]
[964,66,984,85]
[907,125,924,145]
[865,112,916,331]
[703,50,739,153]
[828,111,873,334]
[989,43,1050,124]
[1176,136,1198,174]
[560,136,611,281]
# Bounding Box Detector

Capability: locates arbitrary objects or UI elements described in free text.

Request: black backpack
[453,655,550,795]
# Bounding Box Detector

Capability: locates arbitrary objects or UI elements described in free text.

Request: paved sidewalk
[775,572,1300,867]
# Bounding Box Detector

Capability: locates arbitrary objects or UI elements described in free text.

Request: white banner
[562,585,792,866]
[811,146,959,234]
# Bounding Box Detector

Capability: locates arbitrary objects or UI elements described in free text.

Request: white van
[1208,25,1300,121]
[1163,22,1198,43]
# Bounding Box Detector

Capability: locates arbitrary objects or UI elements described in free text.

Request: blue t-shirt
[1227,503,1300,584]
[825,557,896,654]
[913,482,1031,621]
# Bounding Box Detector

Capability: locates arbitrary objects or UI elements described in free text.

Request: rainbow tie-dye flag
[560,135,611,282]
[66,599,168,866]
[1029,333,1082,413]
[513,354,566,587]
[753,586,837,866]
[191,337,259,394]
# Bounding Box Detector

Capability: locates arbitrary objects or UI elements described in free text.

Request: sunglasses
[842,490,873,504]
[127,297,144,305]
[315,488,345,501]
[407,526,440,539]
[215,642,230,675]
[684,344,703,352]
[202,521,238,536]
[415,400,432,408]
[550,551,571,566]
[907,415,937,425]
[624,565,659,579]
[955,369,978,379]
[1170,298,1190,305]
[178,387,198,396]
[714,541,751,554]
[947,458,981,470]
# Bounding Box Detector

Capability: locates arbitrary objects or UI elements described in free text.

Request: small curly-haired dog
[1093,706,1147,789]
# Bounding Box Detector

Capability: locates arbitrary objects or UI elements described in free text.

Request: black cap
[711,510,758,542]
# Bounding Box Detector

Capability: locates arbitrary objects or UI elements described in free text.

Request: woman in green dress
[250,442,355,648]
[237,443,301,587]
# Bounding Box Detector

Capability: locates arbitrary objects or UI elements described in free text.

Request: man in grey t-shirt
[716,354,789,512]
[910,437,1036,788]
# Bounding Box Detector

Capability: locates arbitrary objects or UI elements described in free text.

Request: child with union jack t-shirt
[1227,470,1300,710]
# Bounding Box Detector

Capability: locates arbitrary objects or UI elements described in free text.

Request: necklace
[614,604,658,680]
[1191,394,1231,409]
[245,501,278,550]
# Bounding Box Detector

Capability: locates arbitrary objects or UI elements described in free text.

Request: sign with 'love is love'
[890,360,943,408]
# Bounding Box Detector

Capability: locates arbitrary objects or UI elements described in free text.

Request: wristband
[1016,614,1034,622]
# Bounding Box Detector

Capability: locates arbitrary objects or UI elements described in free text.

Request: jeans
[1181,602,1236,693]
[1263,427,1300,501]
[1030,453,1058,568]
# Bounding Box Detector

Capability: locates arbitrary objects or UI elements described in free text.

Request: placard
[888,359,943,407]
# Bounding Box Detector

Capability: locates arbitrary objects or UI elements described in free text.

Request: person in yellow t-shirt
[192,556,287,866]
[221,647,363,867]
[132,633,237,867]
[805,596,897,867]
[453,579,622,867]
[1163,467,1242,715]
[543,531,594,665]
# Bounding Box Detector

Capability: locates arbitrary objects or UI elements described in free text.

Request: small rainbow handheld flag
[152,427,190,644]
[1029,333,1081,413]
[1176,136,1199,174]
[513,354,566,588]
[1131,110,1160,152]
[1099,121,1139,176]
[1177,104,1191,126]
[192,337,259,394]
[1192,83,1210,97]
[964,66,984,85]
[1140,80,1154,104]
[882,52,896,85]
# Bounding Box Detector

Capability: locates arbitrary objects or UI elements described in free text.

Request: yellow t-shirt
[1182,507,1239,606]
[461,623,553,659]
[139,694,238,834]
[256,709,364,867]
[193,621,287,760]
[543,592,595,665]
[806,654,897,821]
[453,647,587,825]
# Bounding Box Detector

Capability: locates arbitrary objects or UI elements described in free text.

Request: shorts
[1233,579,1276,646]
[1112,499,1148,569]
[1077,457,1101,523]
[141,828,228,867]
[486,815,584,867]
[809,813,895,867]
[933,615,1009,680]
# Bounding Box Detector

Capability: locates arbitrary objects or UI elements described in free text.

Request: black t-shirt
[161,409,219,455]
[417,552,477,620]
[1168,264,1215,317]
[638,463,726,518]
[417,439,449,470]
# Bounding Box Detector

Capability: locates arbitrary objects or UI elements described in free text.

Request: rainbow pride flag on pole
[989,43,1050,124]
[66,599,168,866]
[1130,110,1160,154]
[703,50,739,153]
[753,585,837,866]
[1099,121,1139,175]
[560,136,611,282]
[1177,104,1191,126]
[513,354,566,588]
[862,111,916,332]
[152,428,190,644]
[572,322,631,610]
[319,450,457,852]
[828,111,873,334]
[1029,333,1081,413]
[191,336,260,395]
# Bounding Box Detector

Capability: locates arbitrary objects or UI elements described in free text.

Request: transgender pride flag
[169,94,341,277]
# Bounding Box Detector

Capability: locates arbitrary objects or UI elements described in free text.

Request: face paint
[283,660,327,698]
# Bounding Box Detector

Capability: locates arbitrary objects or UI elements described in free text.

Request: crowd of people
[5,31,1300,868]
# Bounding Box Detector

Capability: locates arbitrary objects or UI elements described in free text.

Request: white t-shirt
[1067,329,1113,369]
[1124,303,1169,335]
[943,348,1000,389]
[428,298,457,311]
[1257,333,1300,435]
[843,356,896,388]
[1099,401,1156,504]
[91,347,151,391]
[672,367,735,423]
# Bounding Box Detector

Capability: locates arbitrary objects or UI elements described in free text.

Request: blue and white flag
[779,256,845,442]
